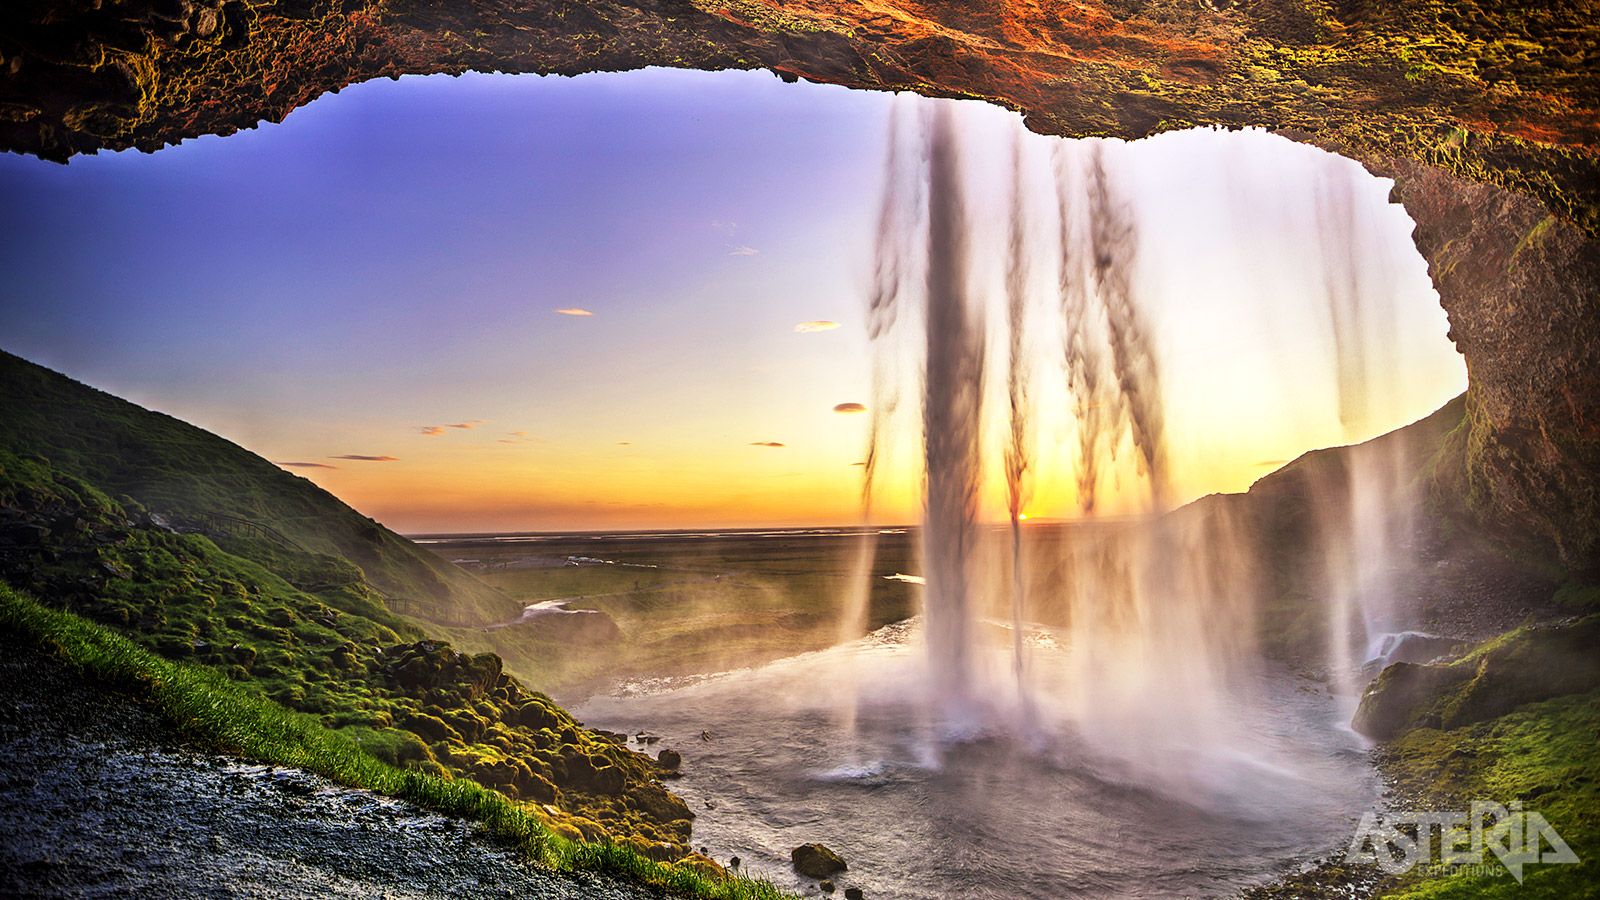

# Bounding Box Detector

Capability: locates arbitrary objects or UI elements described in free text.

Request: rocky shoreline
[0,639,661,900]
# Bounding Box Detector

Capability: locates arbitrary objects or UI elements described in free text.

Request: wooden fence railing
[381,596,476,627]
[176,512,308,553]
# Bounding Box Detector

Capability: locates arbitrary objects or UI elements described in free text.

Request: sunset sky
[0,67,1466,533]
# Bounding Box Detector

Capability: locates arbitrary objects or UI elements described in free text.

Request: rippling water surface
[576,621,1379,900]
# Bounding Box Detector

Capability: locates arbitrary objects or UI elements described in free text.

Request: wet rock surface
[789,843,846,879]
[1383,156,1600,581]
[0,641,659,900]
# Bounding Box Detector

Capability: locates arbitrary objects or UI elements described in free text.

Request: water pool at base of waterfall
[575,620,1380,900]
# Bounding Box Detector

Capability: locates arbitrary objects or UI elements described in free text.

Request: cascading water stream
[846,97,1436,739]
[580,100,1463,900]
[918,101,985,718]
[1003,123,1032,707]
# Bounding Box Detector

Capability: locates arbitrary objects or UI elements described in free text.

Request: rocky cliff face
[2,0,1595,577]
[1380,159,1600,580]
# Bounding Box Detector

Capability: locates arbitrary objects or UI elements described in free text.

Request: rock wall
[1380,158,1600,580]
[1,0,1596,577]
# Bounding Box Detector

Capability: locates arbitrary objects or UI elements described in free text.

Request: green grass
[0,582,795,900]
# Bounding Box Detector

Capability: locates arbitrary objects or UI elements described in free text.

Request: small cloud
[447,420,488,429]
[617,442,632,446]
[276,461,337,469]
[331,455,401,462]
[850,461,867,466]
[833,402,867,413]
[749,441,786,448]
[795,321,840,333]
[729,246,759,256]
[1255,459,1290,468]
[418,426,445,436]
[509,430,529,437]
[497,440,517,444]
[555,308,594,316]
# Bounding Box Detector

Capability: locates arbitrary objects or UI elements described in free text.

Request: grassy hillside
[0,350,515,624]
[0,348,752,888]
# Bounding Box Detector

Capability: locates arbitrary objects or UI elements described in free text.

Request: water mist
[848,98,1449,763]
[580,102,1463,900]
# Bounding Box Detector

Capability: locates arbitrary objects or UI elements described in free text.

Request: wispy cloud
[418,426,445,436]
[833,402,867,413]
[749,441,786,448]
[851,461,867,466]
[1255,459,1290,468]
[448,420,488,429]
[276,461,337,469]
[495,430,543,445]
[795,321,840,333]
[617,442,632,446]
[555,308,594,316]
[331,455,400,462]
[712,221,758,256]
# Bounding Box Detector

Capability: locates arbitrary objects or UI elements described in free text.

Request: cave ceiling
[1,0,1596,234]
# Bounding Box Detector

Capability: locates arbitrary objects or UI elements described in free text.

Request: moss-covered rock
[1354,616,1600,739]
[675,853,730,880]
[791,843,848,878]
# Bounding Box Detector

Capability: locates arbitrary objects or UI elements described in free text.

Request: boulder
[1354,618,1600,739]
[381,641,505,701]
[845,888,864,900]
[676,854,729,880]
[626,782,694,825]
[657,748,681,769]
[1352,662,1471,740]
[791,843,847,878]
[399,711,462,745]
[586,762,625,795]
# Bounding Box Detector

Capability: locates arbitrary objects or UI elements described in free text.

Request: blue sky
[0,68,1465,532]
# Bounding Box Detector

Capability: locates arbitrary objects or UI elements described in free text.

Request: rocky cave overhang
[2,0,1596,576]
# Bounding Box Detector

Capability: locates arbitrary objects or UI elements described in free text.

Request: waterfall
[919,101,985,711]
[849,96,1451,749]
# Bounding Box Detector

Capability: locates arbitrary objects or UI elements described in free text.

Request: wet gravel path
[0,641,664,900]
